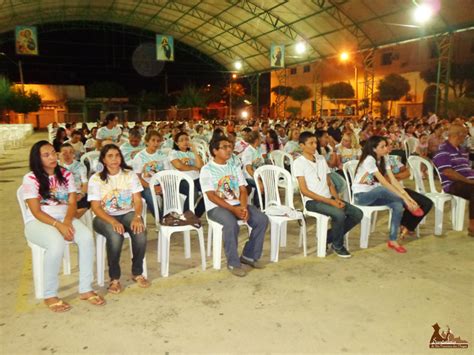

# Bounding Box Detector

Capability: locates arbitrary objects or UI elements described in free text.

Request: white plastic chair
[149,171,206,277]
[403,137,419,159]
[17,187,72,299]
[407,156,452,235]
[254,165,306,262]
[80,151,100,177]
[343,160,392,249]
[269,150,299,199]
[95,198,148,287]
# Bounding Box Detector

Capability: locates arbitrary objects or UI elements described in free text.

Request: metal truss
[312,62,324,117]
[362,49,375,112]
[434,33,452,116]
[275,69,288,118]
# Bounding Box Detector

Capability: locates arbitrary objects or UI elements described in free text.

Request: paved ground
[0,132,472,354]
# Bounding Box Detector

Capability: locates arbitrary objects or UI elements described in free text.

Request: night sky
[0,21,269,106]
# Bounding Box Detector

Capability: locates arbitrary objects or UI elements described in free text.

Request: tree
[378,73,410,116]
[9,89,42,114]
[0,76,13,111]
[271,85,292,117]
[447,97,474,117]
[322,82,355,111]
[177,84,207,108]
[289,85,312,116]
[420,61,474,98]
[286,106,301,117]
[222,82,247,110]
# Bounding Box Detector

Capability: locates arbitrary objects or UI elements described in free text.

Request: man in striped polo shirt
[433,124,474,236]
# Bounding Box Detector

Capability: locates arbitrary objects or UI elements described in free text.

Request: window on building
[290,68,297,75]
[303,65,311,73]
[381,52,392,66]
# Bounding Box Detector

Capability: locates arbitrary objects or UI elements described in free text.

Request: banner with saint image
[156,35,174,61]
[15,26,38,55]
[270,44,284,68]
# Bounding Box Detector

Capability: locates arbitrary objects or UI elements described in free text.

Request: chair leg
[270,221,281,262]
[157,231,162,262]
[184,231,191,259]
[344,232,350,251]
[360,213,372,249]
[371,211,378,233]
[452,197,467,231]
[96,235,106,287]
[197,229,206,271]
[316,217,329,258]
[212,226,223,270]
[279,221,287,247]
[301,219,307,257]
[160,232,170,277]
[30,245,45,299]
[62,243,71,275]
[434,200,445,236]
[207,226,213,257]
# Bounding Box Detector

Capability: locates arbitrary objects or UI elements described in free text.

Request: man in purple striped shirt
[433,124,474,236]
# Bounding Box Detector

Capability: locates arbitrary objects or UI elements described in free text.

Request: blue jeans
[208,205,269,267]
[354,186,404,241]
[305,199,363,249]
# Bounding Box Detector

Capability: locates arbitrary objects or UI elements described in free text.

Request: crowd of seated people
[21,112,473,312]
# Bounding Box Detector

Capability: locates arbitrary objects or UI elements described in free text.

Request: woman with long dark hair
[88,144,150,294]
[169,131,205,217]
[352,136,426,253]
[52,127,67,152]
[22,141,104,312]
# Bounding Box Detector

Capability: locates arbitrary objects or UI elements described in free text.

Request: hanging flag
[15,26,39,55]
[270,44,284,68]
[156,35,174,61]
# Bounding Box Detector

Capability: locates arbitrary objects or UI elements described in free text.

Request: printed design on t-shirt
[142,160,165,178]
[96,174,134,213]
[359,171,376,186]
[180,156,195,167]
[216,175,239,202]
[252,148,264,169]
[387,155,401,174]
[64,161,84,191]
[26,173,70,206]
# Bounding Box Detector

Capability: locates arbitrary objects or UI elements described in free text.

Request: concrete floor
[0,132,472,354]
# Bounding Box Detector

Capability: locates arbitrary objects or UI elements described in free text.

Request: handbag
[161,211,201,229]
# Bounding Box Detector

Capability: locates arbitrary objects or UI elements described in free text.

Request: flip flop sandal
[80,293,106,306]
[46,300,71,313]
[132,275,151,288]
[107,281,122,294]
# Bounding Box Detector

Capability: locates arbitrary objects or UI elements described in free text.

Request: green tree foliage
[322,82,355,100]
[271,85,293,97]
[9,89,42,114]
[131,90,167,112]
[177,84,207,108]
[87,81,127,98]
[286,106,301,117]
[289,85,312,113]
[378,74,410,115]
[420,61,474,98]
[0,76,13,110]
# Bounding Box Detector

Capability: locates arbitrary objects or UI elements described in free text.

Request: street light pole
[0,52,25,92]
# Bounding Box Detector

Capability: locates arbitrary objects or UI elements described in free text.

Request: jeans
[329,171,347,195]
[354,186,404,241]
[245,178,262,208]
[179,179,205,217]
[93,211,147,280]
[141,187,163,220]
[305,199,363,249]
[208,205,269,267]
[24,219,94,298]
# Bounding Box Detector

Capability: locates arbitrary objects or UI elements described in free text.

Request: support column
[363,49,375,113]
[434,33,453,116]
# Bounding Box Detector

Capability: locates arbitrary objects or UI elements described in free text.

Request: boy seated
[294,131,363,258]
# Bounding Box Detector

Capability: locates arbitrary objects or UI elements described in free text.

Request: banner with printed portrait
[156,35,174,62]
[15,26,39,55]
[270,44,284,68]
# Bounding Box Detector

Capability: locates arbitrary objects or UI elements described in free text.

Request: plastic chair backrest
[342,160,359,204]
[80,151,100,175]
[149,170,194,217]
[407,156,438,194]
[16,186,28,225]
[254,165,294,210]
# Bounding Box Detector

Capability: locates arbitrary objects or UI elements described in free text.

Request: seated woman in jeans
[352,136,425,253]
[169,131,205,217]
[22,141,104,312]
[88,144,150,294]
[132,130,169,219]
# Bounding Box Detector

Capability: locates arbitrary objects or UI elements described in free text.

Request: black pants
[402,189,434,231]
[179,179,205,217]
[448,181,474,219]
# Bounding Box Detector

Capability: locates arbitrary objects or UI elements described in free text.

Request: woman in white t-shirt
[88,144,150,294]
[283,129,302,158]
[96,114,121,148]
[22,141,104,312]
[169,131,205,217]
[132,130,168,218]
[241,131,265,207]
[352,136,423,253]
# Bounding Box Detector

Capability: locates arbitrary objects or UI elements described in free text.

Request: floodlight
[295,42,306,54]
[234,61,242,70]
[241,111,249,119]
[413,3,433,24]
[340,52,349,61]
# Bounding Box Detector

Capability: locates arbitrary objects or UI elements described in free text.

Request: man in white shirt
[294,131,363,258]
[200,136,268,277]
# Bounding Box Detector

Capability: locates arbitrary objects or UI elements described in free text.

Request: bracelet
[52,220,57,227]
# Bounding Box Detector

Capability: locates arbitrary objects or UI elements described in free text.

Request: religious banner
[15,26,38,55]
[156,35,174,61]
[270,44,284,68]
